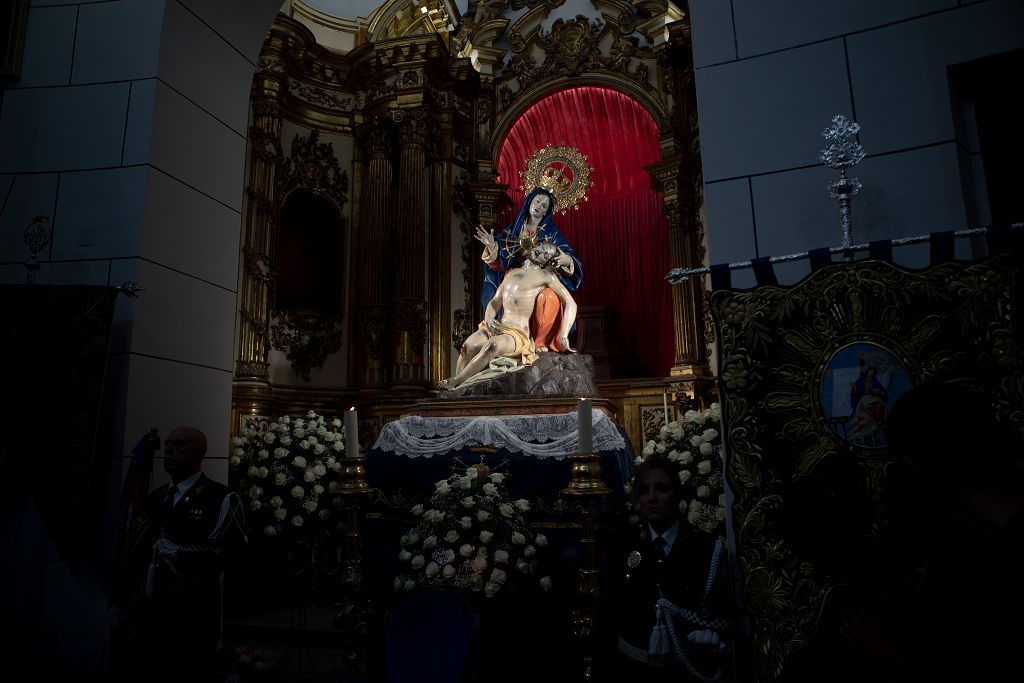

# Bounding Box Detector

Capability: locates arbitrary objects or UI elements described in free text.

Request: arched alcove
[277,190,343,314]
[497,86,674,378]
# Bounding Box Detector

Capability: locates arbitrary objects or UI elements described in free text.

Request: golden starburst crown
[518,143,595,215]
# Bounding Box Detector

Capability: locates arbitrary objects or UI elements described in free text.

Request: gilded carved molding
[277,130,350,207]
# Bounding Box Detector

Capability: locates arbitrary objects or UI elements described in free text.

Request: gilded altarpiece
[710,256,1023,681]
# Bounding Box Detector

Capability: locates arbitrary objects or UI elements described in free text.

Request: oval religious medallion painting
[820,342,914,449]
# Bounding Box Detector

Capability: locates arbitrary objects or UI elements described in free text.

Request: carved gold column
[466,180,507,319]
[232,49,286,429]
[391,108,430,387]
[429,110,454,384]
[646,20,711,380]
[357,123,394,389]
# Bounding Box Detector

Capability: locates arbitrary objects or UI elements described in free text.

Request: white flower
[313,443,325,454]
[690,435,702,448]
[442,564,455,578]
[306,409,316,419]
[313,464,326,477]
[291,485,304,498]
[291,515,304,527]
[313,484,324,495]
[263,525,277,537]
[270,495,283,508]
[303,500,317,513]
[303,469,316,483]
[459,516,472,529]
[445,530,459,543]
[655,442,667,454]
[534,533,548,547]
[425,562,440,578]
[256,466,269,478]
[476,510,490,522]
[642,441,656,457]
[719,494,727,506]
[499,504,514,518]
[479,530,493,544]
[319,509,330,520]
[399,549,412,562]
[273,447,287,459]
[523,545,536,558]
[332,418,342,428]
[403,579,416,592]
[263,432,276,444]
[539,576,552,591]
[422,535,438,549]
[459,544,474,557]
[466,466,479,479]
[248,485,263,499]
[680,451,694,465]
[274,507,287,521]
[231,436,245,446]
[307,435,318,446]
[515,499,530,512]
[689,500,703,512]
[715,506,727,521]
[516,559,529,573]
[511,532,526,545]
[494,550,509,563]
[702,428,719,442]
[697,460,712,475]
[229,455,241,467]
[292,455,307,468]
[697,485,711,498]
[411,504,424,516]
[700,442,713,456]
[275,473,287,485]
[411,555,425,570]
[250,500,262,512]
[461,496,475,508]
[485,581,499,598]
[435,481,451,496]
[489,473,504,484]
[482,483,497,496]
[424,509,446,524]
[293,428,306,439]
[257,449,269,460]
[457,476,472,490]
[299,440,309,450]
[234,447,246,458]
[280,435,292,446]
[679,470,692,485]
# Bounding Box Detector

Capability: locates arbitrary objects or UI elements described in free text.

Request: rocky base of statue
[439,352,598,398]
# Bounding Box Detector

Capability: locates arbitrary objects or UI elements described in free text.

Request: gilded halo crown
[518,143,596,215]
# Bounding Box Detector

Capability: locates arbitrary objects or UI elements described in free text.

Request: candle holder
[335,455,371,627]
[561,451,611,682]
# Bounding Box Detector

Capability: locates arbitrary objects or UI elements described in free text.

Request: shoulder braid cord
[652,535,734,683]
[145,492,247,596]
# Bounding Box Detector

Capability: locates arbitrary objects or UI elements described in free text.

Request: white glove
[686,629,722,648]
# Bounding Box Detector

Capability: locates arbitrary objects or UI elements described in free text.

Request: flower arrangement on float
[230,409,347,540]
[393,463,552,598]
[634,402,727,535]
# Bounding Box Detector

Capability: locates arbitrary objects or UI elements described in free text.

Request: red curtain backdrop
[497,86,673,377]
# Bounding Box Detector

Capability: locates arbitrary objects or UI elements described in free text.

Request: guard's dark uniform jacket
[606,522,730,681]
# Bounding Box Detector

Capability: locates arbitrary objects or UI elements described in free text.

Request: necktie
[163,484,178,510]
[653,536,667,562]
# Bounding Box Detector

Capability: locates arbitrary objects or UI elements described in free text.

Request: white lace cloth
[372,410,626,459]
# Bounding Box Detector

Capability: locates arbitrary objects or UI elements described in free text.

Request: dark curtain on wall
[497,86,674,377]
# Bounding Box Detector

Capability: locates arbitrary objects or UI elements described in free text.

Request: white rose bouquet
[636,402,726,534]
[230,409,348,540]
[393,463,551,599]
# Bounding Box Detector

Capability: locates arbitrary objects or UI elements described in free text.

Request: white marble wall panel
[71,0,163,84]
[22,258,111,285]
[147,80,247,211]
[731,0,957,58]
[139,169,242,291]
[696,40,852,182]
[107,259,141,354]
[14,5,76,87]
[29,0,110,5]
[848,0,1024,155]
[50,167,146,259]
[158,0,257,136]
[122,79,157,166]
[703,178,757,289]
[0,173,58,262]
[178,0,284,63]
[688,0,737,67]
[123,259,237,371]
[0,83,131,172]
[123,354,234,481]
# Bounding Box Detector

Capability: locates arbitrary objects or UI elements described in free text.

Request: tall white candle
[344,407,359,458]
[663,391,669,423]
[577,398,593,453]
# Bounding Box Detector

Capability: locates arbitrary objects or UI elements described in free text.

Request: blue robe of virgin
[480,187,584,316]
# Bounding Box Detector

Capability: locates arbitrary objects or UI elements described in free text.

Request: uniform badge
[626,550,642,569]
